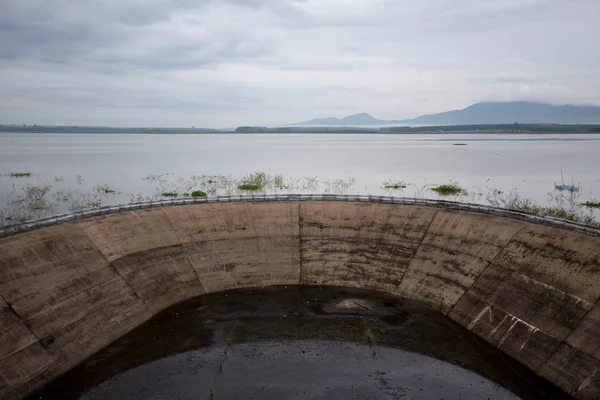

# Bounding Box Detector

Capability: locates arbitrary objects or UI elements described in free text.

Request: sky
[1,0,599,128]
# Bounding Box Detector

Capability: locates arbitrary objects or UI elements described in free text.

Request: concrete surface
[32,286,565,399]
[81,341,517,400]
[1,199,599,399]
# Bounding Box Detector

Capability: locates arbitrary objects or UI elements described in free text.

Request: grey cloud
[0,0,599,127]
[0,0,294,68]
[0,1,122,62]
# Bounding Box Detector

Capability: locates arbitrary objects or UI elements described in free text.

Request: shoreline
[3,130,600,135]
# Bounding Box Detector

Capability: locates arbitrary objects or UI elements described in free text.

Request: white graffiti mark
[468,305,491,330]
[489,315,508,339]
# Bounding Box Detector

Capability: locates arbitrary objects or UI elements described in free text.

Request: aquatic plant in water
[383,180,407,189]
[191,190,207,198]
[237,172,270,191]
[7,172,31,178]
[237,183,263,191]
[94,184,117,194]
[1,172,599,229]
[431,183,467,196]
[486,189,597,227]
[582,200,600,209]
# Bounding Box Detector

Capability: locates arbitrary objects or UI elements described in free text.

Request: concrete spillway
[1,196,599,399]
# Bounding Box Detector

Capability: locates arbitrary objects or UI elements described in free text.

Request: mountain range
[291,102,600,126]
[292,112,402,126]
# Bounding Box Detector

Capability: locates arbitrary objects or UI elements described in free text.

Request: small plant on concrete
[362,328,375,345]
[209,388,216,400]
[161,191,178,197]
[227,335,234,346]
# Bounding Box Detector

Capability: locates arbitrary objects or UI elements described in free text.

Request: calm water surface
[1,133,599,218]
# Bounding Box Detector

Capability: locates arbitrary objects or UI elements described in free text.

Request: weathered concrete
[1,197,599,399]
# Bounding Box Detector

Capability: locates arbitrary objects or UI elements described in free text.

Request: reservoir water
[1,133,599,222]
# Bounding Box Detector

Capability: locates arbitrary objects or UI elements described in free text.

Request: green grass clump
[582,201,600,209]
[30,203,50,211]
[486,190,598,227]
[362,328,375,345]
[1,214,33,227]
[8,172,31,177]
[95,184,116,194]
[384,184,407,189]
[209,388,216,400]
[273,174,285,188]
[509,202,595,225]
[237,172,269,191]
[383,180,407,189]
[237,183,262,191]
[161,191,178,197]
[431,183,467,196]
[191,190,207,198]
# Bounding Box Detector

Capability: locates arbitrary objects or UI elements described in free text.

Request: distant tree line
[379,124,600,133]
[0,125,220,133]
[235,126,377,133]
[3,123,599,134]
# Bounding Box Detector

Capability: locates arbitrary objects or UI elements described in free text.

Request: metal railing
[1,194,599,238]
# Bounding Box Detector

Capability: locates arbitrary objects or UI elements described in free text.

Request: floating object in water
[555,168,580,192]
[555,184,579,192]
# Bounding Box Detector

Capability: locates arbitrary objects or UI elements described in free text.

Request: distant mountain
[398,102,600,125]
[291,102,600,127]
[292,113,401,126]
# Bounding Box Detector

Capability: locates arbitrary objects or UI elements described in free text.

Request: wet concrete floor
[29,286,572,399]
[82,340,517,399]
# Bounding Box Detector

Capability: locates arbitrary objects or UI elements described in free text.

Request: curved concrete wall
[1,198,600,399]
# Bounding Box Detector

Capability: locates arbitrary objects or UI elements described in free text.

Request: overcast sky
[1,0,599,128]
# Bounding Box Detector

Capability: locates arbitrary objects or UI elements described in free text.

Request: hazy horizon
[2,0,600,128]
